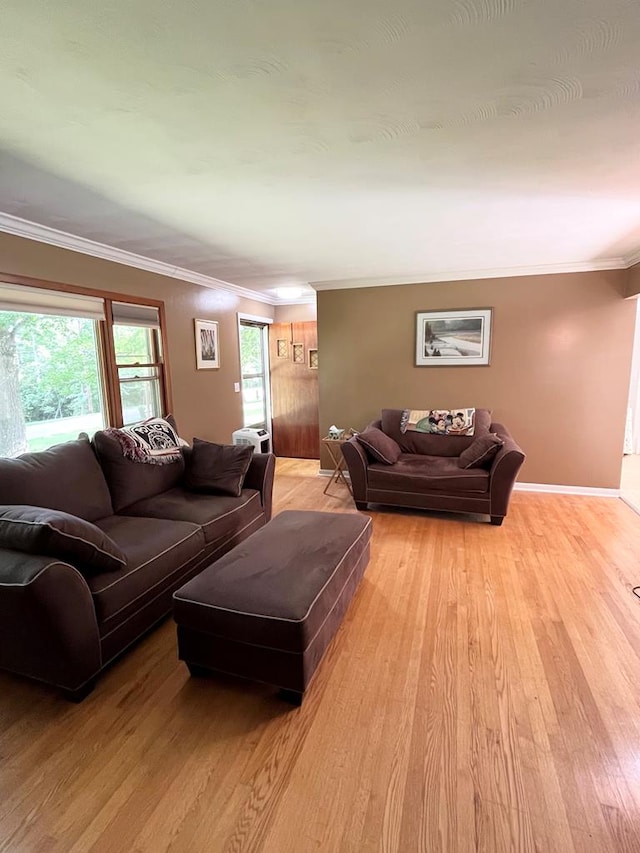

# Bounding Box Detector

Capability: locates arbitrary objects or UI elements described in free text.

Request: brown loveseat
[341,409,524,525]
[0,431,275,700]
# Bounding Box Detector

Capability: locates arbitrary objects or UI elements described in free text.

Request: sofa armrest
[341,438,369,503]
[488,423,525,519]
[243,452,276,522]
[0,549,101,692]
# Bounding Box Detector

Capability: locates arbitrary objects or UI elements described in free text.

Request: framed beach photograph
[415,308,492,367]
[194,319,220,369]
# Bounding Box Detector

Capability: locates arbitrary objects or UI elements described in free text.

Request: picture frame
[308,348,318,369]
[415,308,492,367]
[292,342,305,364]
[194,319,220,369]
[276,339,289,358]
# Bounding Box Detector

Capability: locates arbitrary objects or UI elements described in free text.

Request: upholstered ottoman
[173,510,372,704]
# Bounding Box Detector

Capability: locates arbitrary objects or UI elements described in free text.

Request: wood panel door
[269,321,319,459]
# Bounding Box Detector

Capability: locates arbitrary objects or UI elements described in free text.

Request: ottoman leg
[279,688,304,707]
[186,662,210,678]
[61,679,96,703]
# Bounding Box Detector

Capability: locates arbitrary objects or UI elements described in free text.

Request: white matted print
[194,319,220,369]
[415,309,492,366]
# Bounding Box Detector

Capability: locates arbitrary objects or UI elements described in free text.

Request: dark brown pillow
[0,505,126,572]
[184,439,254,497]
[458,433,504,469]
[356,427,401,465]
[92,429,185,512]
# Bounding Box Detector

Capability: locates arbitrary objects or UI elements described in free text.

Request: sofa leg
[279,688,304,707]
[62,679,96,703]
[490,516,504,526]
[186,662,210,678]
[355,501,368,511]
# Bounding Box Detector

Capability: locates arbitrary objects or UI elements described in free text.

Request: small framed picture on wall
[194,319,220,369]
[415,308,492,366]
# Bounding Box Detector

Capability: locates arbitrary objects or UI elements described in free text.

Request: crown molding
[626,246,640,268]
[0,212,277,305]
[311,258,630,291]
[1,211,638,300]
[272,295,317,306]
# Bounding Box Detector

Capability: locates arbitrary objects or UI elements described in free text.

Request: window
[239,318,270,429]
[111,302,164,426]
[113,326,162,425]
[0,310,107,455]
[0,279,170,457]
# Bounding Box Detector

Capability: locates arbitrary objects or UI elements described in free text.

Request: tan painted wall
[626,263,640,298]
[274,302,317,323]
[318,270,635,488]
[0,233,274,444]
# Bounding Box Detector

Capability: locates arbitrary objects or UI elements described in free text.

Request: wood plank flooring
[2,459,640,851]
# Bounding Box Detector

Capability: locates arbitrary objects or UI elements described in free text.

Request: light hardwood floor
[2,459,640,852]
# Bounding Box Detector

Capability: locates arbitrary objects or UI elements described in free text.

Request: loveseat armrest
[243,453,276,522]
[342,438,369,506]
[0,549,101,694]
[488,423,525,520]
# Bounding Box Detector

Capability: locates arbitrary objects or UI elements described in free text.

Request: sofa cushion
[458,433,504,469]
[356,427,401,464]
[0,505,126,573]
[380,408,491,456]
[90,516,204,627]
[367,453,490,493]
[0,439,113,521]
[183,439,253,497]
[92,429,185,512]
[120,487,264,545]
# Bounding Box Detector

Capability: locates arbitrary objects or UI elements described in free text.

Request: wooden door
[269,321,319,458]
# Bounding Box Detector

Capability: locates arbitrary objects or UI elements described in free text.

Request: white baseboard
[319,468,350,479]
[318,471,620,497]
[620,495,640,515]
[514,482,621,498]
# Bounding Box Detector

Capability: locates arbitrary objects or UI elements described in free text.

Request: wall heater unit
[231,428,271,453]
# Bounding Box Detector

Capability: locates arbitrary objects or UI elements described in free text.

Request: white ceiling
[0,0,639,303]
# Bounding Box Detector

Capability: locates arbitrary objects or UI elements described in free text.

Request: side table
[322,437,353,497]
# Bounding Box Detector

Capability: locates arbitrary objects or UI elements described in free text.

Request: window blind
[112,302,160,328]
[0,282,105,321]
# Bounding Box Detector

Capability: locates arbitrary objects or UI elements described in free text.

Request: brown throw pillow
[356,427,401,465]
[0,505,126,572]
[458,433,504,469]
[184,438,254,497]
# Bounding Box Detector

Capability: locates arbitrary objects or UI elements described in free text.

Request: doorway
[621,298,640,512]
[268,320,319,459]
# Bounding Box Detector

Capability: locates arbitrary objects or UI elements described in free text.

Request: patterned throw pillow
[401,408,475,436]
[105,417,183,465]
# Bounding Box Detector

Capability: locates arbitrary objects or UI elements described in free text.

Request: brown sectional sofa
[341,408,524,524]
[0,433,275,700]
